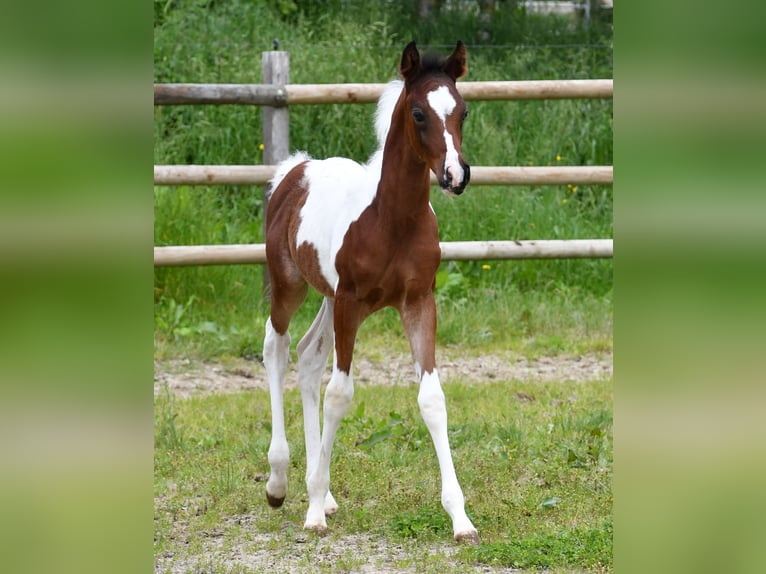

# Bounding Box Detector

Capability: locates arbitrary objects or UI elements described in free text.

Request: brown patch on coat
[265,162,312,334]
[294,242,334,297]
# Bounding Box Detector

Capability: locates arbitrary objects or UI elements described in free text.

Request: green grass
[154,376,612,572]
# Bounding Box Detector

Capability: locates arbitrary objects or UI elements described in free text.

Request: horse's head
[399,40,470,196]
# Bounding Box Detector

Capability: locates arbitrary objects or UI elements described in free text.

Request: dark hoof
[304,524,329,537]
[455,530,480,545]
[266,492,285,508]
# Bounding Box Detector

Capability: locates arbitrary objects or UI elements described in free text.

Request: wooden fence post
[261,49,290,295]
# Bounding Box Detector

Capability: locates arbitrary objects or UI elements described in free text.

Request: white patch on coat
[295,158,379,292]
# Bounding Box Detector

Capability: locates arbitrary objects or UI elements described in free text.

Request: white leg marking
[264,318,291,505]
[296,298,339,516]
[418,369,478,542]
[324,491,339,517]
[304,363,354,531]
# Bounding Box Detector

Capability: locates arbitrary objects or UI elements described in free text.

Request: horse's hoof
[324,492,339,516]
[266,492,285,508]
[455,529,480,545]
[303,523,329,536]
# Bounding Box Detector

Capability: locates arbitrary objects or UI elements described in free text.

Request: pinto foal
[263,41,478,543]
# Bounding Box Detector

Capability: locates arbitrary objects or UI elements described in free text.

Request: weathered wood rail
[154,239,613,267]
[153,165,613,187]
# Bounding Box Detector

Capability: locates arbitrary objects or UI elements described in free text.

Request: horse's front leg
[303,294,361,533]
[400,294,479,544]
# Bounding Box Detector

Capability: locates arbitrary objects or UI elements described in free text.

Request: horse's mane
[269,81,401,199]
[373,80,404,150]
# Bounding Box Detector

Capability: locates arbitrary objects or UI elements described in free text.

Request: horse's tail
[374,80,404,149]
[266,151,312,199]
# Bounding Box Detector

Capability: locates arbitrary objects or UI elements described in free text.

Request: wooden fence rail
[153,165,613,187]
[154,239,613,267]
[154,79,613,106]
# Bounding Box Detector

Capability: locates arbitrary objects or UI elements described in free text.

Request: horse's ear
[444,40,468,80]
[400,41,420,81]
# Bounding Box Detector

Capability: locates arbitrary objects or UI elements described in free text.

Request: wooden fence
[154,51,613,266]
[153,79,613,105]
[153,165,613,187]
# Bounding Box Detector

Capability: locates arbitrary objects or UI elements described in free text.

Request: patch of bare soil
[155,512,516,574]
[154,350,612,399]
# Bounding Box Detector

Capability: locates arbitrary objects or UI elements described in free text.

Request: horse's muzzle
[442,163,470,196]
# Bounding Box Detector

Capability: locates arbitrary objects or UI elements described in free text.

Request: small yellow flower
[562,198,568,205]
[527,160,534,166]
[258,143,265,151]
[556,154,562,161]
[482,264,491,270]
[572,186,578,193]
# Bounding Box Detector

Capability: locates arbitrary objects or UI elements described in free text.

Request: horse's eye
[462,108,469,121]
[412,109,426,123]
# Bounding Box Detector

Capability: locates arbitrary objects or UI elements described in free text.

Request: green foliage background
[153,0,613,359]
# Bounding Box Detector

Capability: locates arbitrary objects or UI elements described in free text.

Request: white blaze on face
[426,86,463,189]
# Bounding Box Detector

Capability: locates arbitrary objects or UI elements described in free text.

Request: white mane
[269,80,404,196]
[374,80,404,150]
[365,80,404,174]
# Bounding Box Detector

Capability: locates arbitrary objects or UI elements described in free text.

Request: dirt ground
[154,350,612,399]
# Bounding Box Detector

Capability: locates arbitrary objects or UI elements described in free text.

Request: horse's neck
[373,114,431,226]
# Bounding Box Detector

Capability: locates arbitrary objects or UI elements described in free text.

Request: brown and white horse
[263,41,478,543]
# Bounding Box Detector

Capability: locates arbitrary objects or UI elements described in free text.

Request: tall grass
[154,1,613,359]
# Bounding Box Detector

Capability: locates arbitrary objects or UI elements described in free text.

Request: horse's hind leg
[304,294,361,532]
[263,267,308,508]
[296,297,338,515]
[264,317,291,507]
